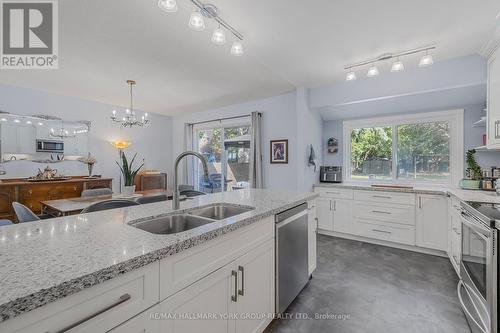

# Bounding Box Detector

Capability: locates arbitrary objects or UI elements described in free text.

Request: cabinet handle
[372,210,391,215]
[49,293,131,333]
[329,200,332,211]
[326,191,341,195]
[418,197,422,209]
[496,120,500,139]
[333,200,336,211]
[238,265,244,296]
[28,189,32,196]
[231,270,238,302]
[372,195,391,199]
[372,229,391,234]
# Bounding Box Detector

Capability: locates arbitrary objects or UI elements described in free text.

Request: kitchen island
[0,189,318,332]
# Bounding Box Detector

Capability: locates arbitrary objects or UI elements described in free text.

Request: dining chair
[135,195,169,204]
[179,190,207,198]
[81,188,113,198]
[80,199,139,214]
[12,202,41,223]
[0,219,12,226]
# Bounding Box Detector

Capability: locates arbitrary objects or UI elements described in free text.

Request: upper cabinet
[63,135,89,157]
[1,123,35,155]
[487,45,500,148]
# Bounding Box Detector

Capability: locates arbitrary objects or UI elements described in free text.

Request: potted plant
[78,153,97,177]
[116,151,143,196]
[461,149,482,189]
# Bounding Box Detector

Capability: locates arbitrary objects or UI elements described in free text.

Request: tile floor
[266,235,471,333]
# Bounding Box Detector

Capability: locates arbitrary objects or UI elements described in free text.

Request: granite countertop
[0,189,318,322]
[314,183,500,204]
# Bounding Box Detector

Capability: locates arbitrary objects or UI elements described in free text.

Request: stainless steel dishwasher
[275,202,309,313]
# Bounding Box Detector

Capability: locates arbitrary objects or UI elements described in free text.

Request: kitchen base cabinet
[159,239,274,333]
[109,305,161,333]
[0,262,160,333]
[307,200,317,275]
[416,194,448,251]
[316,197,333,231]
[332,199,352,234]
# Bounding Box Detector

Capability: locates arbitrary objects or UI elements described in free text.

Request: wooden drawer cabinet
[0,186,16,220]
[354,190,415,206]
[0,262,160,333]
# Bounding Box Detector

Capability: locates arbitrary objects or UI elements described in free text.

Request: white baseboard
[318,229,448,258]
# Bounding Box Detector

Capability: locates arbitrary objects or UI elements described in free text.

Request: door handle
[231,270,238,302]
[48,293,131,333]
[238,265,244,296]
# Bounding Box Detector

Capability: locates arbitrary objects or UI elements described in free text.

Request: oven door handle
[460,214,491,240]
[457,281,488,333]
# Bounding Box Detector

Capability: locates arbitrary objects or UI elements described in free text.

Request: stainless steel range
[459,201,498,333]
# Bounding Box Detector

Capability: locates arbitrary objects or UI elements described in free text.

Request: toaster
[320,166,342,183]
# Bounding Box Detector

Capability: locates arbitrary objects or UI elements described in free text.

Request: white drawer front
[353,218,416,246]
[314,187,354,199]
[3,263,160,333]
[352,202,415,226]
[354,190,415,206]
[159,217,274,301]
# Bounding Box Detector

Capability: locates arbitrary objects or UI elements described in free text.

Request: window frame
[343,109,464,186]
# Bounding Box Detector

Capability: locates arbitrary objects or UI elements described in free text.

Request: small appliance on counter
[319,166,342,183]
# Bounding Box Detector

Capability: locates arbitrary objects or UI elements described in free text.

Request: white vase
[122,185,136,196]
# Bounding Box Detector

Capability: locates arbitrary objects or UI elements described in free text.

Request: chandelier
[110,80,150,128]
[50,120,89,139]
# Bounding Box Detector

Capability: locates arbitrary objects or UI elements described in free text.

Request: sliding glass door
[193,119,251,193]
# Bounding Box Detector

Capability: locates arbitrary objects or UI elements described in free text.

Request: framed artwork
[270,139,288,164]
[327,137,338,153]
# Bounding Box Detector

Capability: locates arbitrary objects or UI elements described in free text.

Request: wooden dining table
[40,189,173,217]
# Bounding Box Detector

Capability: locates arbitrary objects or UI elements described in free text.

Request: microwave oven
[36,140,64,153]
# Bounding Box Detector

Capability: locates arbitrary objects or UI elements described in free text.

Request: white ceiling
[0,0,499,116]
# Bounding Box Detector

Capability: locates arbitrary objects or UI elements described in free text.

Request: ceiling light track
[190,0,243,41]
[344,45,436,70]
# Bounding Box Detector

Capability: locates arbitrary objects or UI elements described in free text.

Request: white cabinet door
[316,197,333,231]
[487,45,500,148]
[307,202,317,275]
[234,239,274,333]
[64,135,88,156]
[416,194,448,251]
[159,261,235,333]
[1,124,35,154]
[109,305,161,333]
[1,123,18,153]
[18,125,36,154]
[332,199,352,234]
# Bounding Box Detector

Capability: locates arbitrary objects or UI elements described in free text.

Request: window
[193,119,251,192]
[344,110,463,185]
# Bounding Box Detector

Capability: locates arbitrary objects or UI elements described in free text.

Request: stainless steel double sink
[128,203,254,235]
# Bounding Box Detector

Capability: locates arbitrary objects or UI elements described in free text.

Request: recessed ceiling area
[0,0,498,116]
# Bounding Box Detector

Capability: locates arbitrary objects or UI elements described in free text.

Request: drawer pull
[372,210,391,215]
[326,191,341,195]
[231,270,238,302]
[50,293,131,333]
[372,229,391,234]
[372,195,391,199]
[238,265,244,296]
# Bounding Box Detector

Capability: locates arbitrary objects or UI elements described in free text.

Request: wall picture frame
[270,139,288,164]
